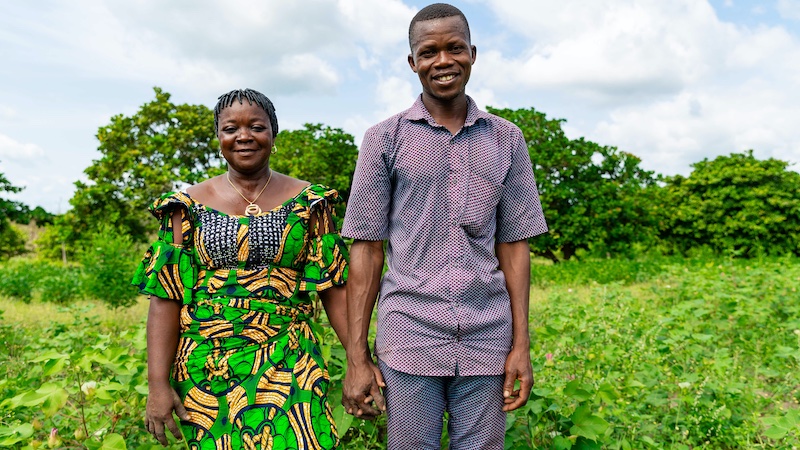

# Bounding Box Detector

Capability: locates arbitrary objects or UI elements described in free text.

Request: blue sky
[2,0,799,213]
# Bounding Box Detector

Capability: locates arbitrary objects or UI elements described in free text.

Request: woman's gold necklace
[226,170,272,215]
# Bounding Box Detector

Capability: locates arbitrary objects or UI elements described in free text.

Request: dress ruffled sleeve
[299,185,349,293]
[131,192,197,303]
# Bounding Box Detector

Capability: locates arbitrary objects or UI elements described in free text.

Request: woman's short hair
[213,88,278,137]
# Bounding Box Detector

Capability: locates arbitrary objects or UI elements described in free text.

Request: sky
[1,0,799,213]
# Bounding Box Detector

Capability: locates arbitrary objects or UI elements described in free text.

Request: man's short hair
[408,3,471,50]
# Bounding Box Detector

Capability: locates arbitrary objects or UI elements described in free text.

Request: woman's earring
[271,145,278,154]
[219,149,224,158]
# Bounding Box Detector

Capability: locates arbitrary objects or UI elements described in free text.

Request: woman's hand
[145,383,190,447]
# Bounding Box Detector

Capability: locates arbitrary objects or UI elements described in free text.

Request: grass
[0,296,149,329]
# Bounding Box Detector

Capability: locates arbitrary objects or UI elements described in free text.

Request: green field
[1,255,798,449]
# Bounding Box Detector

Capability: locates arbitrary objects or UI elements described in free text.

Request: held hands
[502,346,534,412]
[342,359,386,420]
[145,383,190,447]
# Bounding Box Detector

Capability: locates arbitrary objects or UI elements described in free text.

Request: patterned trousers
[378,360,506,450]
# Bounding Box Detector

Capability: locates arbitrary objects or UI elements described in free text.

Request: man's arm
[496,239,533,412]
[342,239,386,419]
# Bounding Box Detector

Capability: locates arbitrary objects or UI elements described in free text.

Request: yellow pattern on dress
[237,223,249,262]
[185,386,218,430]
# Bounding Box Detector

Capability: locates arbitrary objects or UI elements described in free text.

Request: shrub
[0,221,27,260]
[77,225,140,309]
[36,266,83,304]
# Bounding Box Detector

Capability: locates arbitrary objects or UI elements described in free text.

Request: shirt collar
[406,94,489,128]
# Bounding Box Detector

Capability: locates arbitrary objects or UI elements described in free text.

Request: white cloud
[481,1,732,100]
[590,82,800,176]
[0,134,45,161]
[374,75,416,119]
[0,105,16,120]
[474,0,800,175]
[337,0,417,52]
[778,0,800,20]
[3,0,415,99]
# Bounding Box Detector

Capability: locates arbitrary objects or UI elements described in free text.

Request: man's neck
[421,93,468,135]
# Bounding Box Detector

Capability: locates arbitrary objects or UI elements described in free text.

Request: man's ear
[471,45,477,64]
[408,53,418,73]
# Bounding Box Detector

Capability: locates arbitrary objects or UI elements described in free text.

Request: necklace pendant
[245,203,262,215]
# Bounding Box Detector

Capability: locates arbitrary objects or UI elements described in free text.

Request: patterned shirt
[342,96,548,376]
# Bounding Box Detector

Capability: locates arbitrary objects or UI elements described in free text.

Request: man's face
[408,16,476,105]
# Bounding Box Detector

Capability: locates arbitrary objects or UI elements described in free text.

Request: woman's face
[217,101,273,175]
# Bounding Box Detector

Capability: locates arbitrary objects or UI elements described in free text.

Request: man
[341,3,547,449]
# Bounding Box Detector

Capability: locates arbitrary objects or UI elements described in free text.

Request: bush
[0,258,49,302]
[0,221,26,260]
[32,223,75,262]
[36,266,83,304]
[0,259,84,304]
[77,225,141,309]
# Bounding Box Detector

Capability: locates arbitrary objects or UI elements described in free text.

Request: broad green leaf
[762,415,795,440]
[30,351,69,362]
[42,357,68,376]
[574,436,602,450]
[565,380,593,402]
[569,405,609,441]
[331,404,353,437]
[100,433,127,450]
[552,435,573,450]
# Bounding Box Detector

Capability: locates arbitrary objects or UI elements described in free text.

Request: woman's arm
[144,211,190,447]
[319,285,348,346]
[145,296,189,446]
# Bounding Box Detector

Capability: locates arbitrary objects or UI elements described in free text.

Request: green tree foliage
[0,169,29,258]
[273,123,358,218]
[0,168,29,228]
[658,150,800,257]
[64,87,221,243]
[0,223,26,260]
[26,206,55,226]
[488,107,658,262]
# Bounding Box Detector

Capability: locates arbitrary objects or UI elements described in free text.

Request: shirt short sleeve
[496,127,548,242]
[341,124,393,240]
[299,185,349,292]
[130,192,197,302]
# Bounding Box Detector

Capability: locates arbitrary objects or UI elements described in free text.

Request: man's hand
[502,346,533,412]
[342,359,386,420]
[145,383,190,446]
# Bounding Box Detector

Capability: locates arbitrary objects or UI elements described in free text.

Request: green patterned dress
[132,184,348,450]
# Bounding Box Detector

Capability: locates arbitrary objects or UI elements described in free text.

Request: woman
[132,89,350,449]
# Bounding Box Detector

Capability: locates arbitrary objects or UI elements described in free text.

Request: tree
[65,87,221,243]
[488,107,658,263]
[658,150,800,257]
[0,168,29,228]
[272,123,358,218]
[0,168,29,258]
